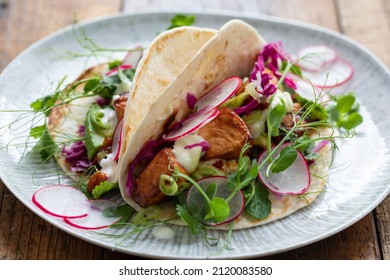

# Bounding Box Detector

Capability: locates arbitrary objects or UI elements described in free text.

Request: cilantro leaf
[176,205,202,234]
[32,125,58,162]
[167,14,195,30]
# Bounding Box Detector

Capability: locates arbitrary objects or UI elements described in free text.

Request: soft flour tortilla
[118,19,265,204]
[48,63,108,180]
[118,19,334,229]
[48,25,217,180]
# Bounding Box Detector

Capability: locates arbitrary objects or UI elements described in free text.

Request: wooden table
[0,0,389,260]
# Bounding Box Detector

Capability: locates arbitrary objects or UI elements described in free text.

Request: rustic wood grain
[335,0,390,260]
[0,0,389,260]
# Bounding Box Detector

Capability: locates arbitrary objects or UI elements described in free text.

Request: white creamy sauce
[270,90,294,112]
[172,134,206,174]
[99,153,118,182]
[152,225,175,240]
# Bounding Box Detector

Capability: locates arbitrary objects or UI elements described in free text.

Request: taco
[117,19,334,229]
[47,25,217,197]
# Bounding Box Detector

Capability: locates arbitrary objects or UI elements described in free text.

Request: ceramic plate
[1,11,390,259]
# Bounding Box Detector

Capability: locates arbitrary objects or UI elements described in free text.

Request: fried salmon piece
[198,107,252,160]
[132,147,188,208]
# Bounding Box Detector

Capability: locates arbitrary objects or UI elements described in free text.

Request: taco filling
[118,20,360,230]
[46,24,217,199]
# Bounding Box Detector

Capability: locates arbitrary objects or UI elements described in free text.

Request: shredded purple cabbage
[250,42,297,93]
[97,97,111,106]
[234,98,260,115]
[249,53,277,97]
[62,141,92,172]
[184,141,210,152]
[78,125,85,136]
[186,92,197,110]
[313,139,330,153]
[261,41,288,69]
[126,139,164,196]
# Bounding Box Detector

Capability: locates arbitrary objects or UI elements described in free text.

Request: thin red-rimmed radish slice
[258,145,310,195]
[122,48,143,68]
[64,199,120,230]
[301,57,353,89]
[105,65,132,77]
[112,119,123,161]
[297,45,338,72]
[295,80,320,100]
[195,76,242,112]
[186,176,244,226]
[163,106,220,141]
[32,185,90,219]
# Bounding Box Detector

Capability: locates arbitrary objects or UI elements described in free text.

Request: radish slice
[186,176,244,226]
[301,57,353,89]
[258,145,310,195]
[163,106,220,142]
[195,76,242,112]
[297,45,338,72]
[64,199,120,230]
[112,119,123,161]
[32,185,90,219]
[105,65,132,77]
[295,80,320,101]
[122,48,143,68]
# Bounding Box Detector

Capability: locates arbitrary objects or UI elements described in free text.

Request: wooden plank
[336,0,390,260]
[261,214,380,260]
[0,0,121,260]
[123,0,339,30]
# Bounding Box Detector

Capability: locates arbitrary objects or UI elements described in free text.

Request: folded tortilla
[48,25,217,180]
[118,19,333,229]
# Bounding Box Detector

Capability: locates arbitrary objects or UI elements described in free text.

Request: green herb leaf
[245,180,271,219]
[271,146,298,173]
[30,124,46,139]
[293,94,328,121]
[327,92,363,130]
[103,204,135,226]
[168,14,195,30]
[30,93,59,116]
[205,183,217,200]
[205,197,230,223]
[32,125,59,162]
[83,78,100,93]
[268,103,286,136]
[176,205,202,234]
[338,111,363,130]
[336,93,355,114]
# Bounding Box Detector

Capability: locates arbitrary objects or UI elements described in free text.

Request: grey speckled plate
[1,11,390,259]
